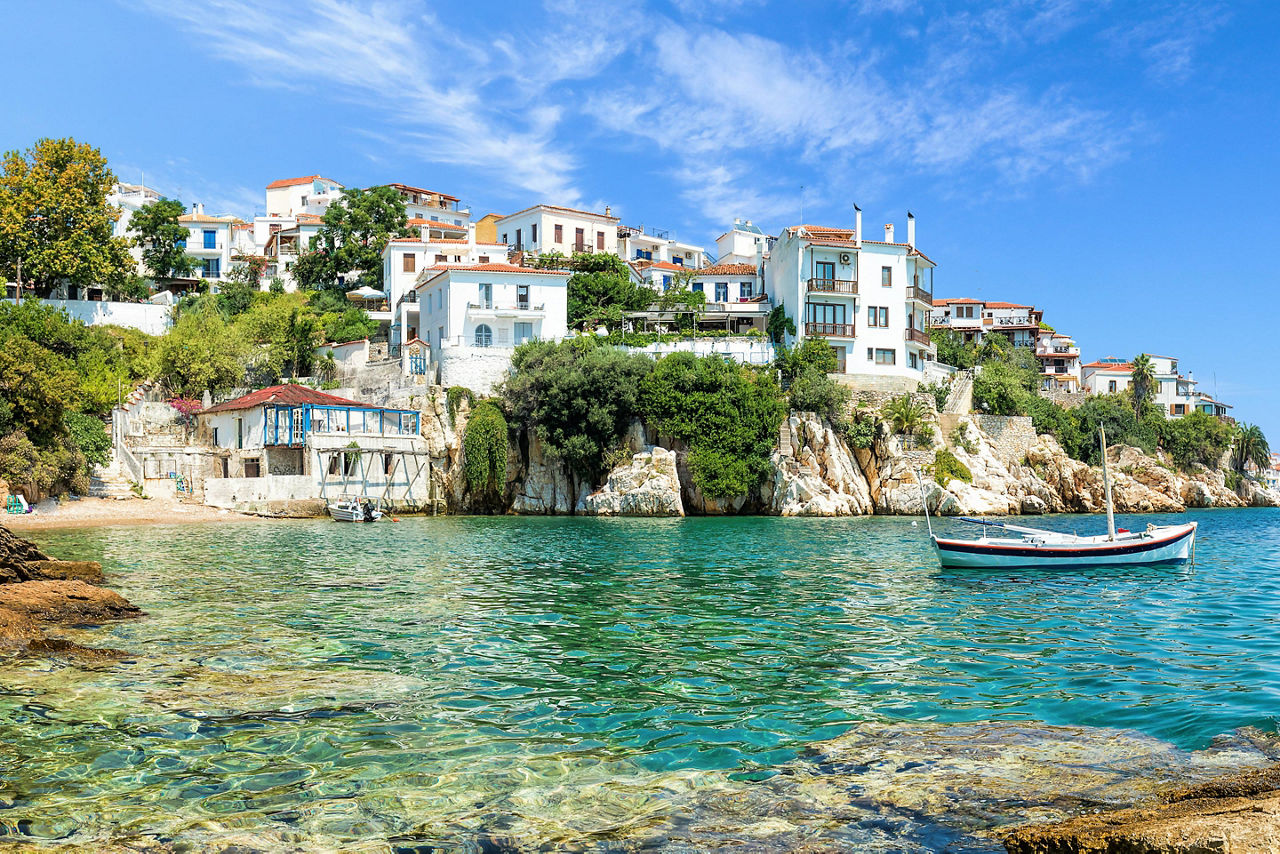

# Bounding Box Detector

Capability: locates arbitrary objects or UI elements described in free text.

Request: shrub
[844,411,876,449]
[788,366,850,422]
[934,448,973,486]
[776,338,837,380]
[915,423,935,446]
[639,353,786,500]
[883,394,929,436]
[446,386,474,421]
[1157,410,1234,471]
[950,423,977,454]
[463,401,509,497]
[920,381,950,412]
[64,412,111,468]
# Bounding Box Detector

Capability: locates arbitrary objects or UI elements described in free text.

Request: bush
[463,401,509,497]
[776,338,837,380]
[446,386,474,421]
[64,412,111,468]
[788,366,850,422]
[920,381,951,412]
[950,423,977,454]
[1027,396,1084,459]
[844,411,876,449]
[934,448,973,486]
[639,353,786,500]
[883,394,929,436]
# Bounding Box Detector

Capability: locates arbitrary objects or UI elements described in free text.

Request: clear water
[3,509,1279,847]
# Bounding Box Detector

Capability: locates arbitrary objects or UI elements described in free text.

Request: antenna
[800,185,805,223]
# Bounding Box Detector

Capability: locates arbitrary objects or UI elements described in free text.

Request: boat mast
[1099,425,1116,541]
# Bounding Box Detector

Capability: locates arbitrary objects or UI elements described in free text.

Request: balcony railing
[995,316,1034,327]
[468,302,545,312]
[906,285,933,305]
[572,241,593,252]
[904,327,931,345]
[806,321,855,338]
[807,277,858,295]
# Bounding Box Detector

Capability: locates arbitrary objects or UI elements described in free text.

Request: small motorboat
[328,495,383,523]
[920,426,1196,569]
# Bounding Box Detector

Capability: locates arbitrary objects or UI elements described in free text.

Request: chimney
[745,220,753,227]
[906,211,915,248]
[604,205,611,217]
[734,217,742,226]
[854,205,862,248]
[755,239,764,276]
[884,223,894,243]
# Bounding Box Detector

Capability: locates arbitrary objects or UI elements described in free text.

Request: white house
[715,219,773,265]
[178,204,239,283]
[264,175,344,218]
[408,263,570,393]
[494,204,619,257]
[766,214,935,385]
[196,383,428,513]
[929,298,1043,349]
[380,231,510,346]
[1081,354,1229,419]
[618,224,705,268]
[1034,330,1082,392]
[385,183,470,228]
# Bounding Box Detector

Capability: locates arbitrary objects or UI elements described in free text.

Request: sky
[2,0,1279,437]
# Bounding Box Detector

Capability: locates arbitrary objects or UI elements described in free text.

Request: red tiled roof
[984,301,1033,309]
[694,263,757,276]
[266,175,338,190]
[647,261,689,272]
[296,213,324,223]
[386,183,460,202]
[409,217,466,228]
[202,384,374,415]
[497,204,619,222]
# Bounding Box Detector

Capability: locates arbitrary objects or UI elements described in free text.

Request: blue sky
[3,0,1278,437]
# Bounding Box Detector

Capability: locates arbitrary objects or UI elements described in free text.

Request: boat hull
[328,504,383,523]
[933,523,1197,569]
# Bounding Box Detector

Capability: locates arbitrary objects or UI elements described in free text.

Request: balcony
[906,284,933,305]
[1036,345,1079,357]
[994,315,1035,327]
[806,321,855,338]
[807,277,858,295]
[572,241,593,253]
[904,327,931,346]
[468,302,546,317]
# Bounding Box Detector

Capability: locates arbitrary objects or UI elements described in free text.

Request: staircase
[944,370,974,414]
[88,461,136,500]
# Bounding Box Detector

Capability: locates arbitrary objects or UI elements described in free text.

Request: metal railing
[572,241,593,252]
[805,321,855,337]
[905,327,931,345]
[807,278,858,294]
[906,285,933,305]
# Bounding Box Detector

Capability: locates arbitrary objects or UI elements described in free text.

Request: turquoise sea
[3,509,1279,849]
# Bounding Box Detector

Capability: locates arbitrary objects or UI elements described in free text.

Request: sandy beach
[2,496,269,530]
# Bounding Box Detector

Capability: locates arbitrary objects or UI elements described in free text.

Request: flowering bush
[168,396,203,428]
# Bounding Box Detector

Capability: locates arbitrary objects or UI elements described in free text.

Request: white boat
[328,496,383,523]
[920,426,1197,570]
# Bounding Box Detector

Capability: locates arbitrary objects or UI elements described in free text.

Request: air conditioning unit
[839,253,851,264]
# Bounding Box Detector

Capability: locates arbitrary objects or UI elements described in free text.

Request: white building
[766,214,935,384]
[264,175,344,218]
[178,204,239,283]
[1081,354,1230,419]
[408,263,570,394]
[618,224,705,269]
[385,183,470,228]
[929,298,1043,348]
[1034,329,1082,392]
[494,204,619,257]
[715,219,773,265]
[380,231,510,346]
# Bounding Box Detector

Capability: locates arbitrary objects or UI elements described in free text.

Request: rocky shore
[421,397,1280,517]
[0,525,142,657]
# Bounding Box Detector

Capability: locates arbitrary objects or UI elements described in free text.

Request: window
[531,223,538,244]
[575,227,584,249]
[816,261,835,281]
[662,275,672,289]
[692,282,704,294]
[176,235,187,248]
[212,427,219,446]
[596,230,604,250]
[384,453,394,475]
[515,228,522,248]
[806,303,846,324]
[881,266,892,287]
[475,324,493,347]
[479,255,490,264]
[909,352,919,370]
[715,282,729,302]
[1108,380,1117,393]
[875,348,896,365]
[740,281,754,299]
[202,258,221,279]
[502,233,508,244]
[867,348,874,362]
[235,417,243,449]
[554,224,563,243]
[517,284,529,309]
[438,325,444,347]
[402,253,415,273]
[514,321,534,344]
[435,253,448,263]
[867,306,889,327]
[478,282,492,308]
[244,458,261,478]
[203,229,217,249]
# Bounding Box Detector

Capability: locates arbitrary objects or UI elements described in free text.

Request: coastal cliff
[0,525,141,657]
[424,399,1280,517]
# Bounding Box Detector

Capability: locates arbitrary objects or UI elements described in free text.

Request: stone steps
[88,463,136,500]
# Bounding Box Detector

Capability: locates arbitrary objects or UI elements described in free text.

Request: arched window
[474,324,493,347]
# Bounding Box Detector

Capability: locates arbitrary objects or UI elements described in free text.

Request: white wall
[624,338,776,366]
[416,268,569,352]
[203,408,267,450]
[495,208,619,257]
[437,345,517,395]
[13,299,173,336]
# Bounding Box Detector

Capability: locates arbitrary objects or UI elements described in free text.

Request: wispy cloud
[1103,1,1228,82]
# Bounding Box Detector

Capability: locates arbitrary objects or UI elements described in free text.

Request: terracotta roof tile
[202,384,374,415]
[694,263,757,276]
[266,175,339,190]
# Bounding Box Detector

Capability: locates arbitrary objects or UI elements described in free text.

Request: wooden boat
[328,495,382,523]
[920,426,1196,569]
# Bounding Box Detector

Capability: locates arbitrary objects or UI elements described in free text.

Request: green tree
[501,339,653,488]
[0,336,77,441]
[776,338,838,380]
[1157,410,1234,470]
[1072,394,1157,463]
[1232,422,1270,475]
[320,307,377,344]
[0,137,135,291]
[1130,353,1157,413]
[883,394,928,437]
[237,293,323,381]
[639,353,786,500]
[565,253,650,329]
[155,302,248,396]
[310,186,412,288]
[292,247,337,291]
[930,328,975,369]
[218,258,266,318]
[463,401,509,503]
[64,411,111,467]
[766,303,796,344]
[130,198,197,279]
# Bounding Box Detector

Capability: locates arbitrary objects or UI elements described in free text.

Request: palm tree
[1130,353,1157,413]
[884,394,928,438]
[1233,423,1271,474]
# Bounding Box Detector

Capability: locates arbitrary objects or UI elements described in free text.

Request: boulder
[0,580,142,625]
[580,447,685,517]
[24,560,105,584]
[0,524,50,583]
[511,431,588,515]
[767,413,875,516]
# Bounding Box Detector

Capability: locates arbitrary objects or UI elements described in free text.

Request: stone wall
[1038,389,1089,409]
[438,346,515,396]
[969,415,1037,466]
[832,373,921,394]
[847,390,938,416]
